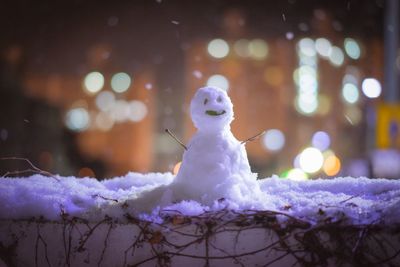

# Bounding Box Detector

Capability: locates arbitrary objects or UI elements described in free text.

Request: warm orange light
[78,167,95,178]
[173,161,182,175]
[323,155,341,176]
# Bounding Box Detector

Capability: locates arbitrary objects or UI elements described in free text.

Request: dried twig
[165,129,187,150]
[3,208,400,266]
[0,157,59,181]
[241,131,266,145]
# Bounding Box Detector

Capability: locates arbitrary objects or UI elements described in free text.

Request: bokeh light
[173,161,182,175]
[83,72,104,94]
[192,70,203,79]
[293,154,301,169]
[207,74,229,91]
[295,96,318,115]
[295,39,319,116]
[65,108,90,132]
[95,91,116,112]
[342,83,359,104]
[262,129,285,152]
[323,155,341,176]
[207,39,229,59]
[361,78,382,98]
[287,168,308,181]
[110,100,130,122]
[315,38,332,58]
[328,46,344,66]
[285,32,294,40]
[233,39,250,57]
[129,100,148,122]
[343,73,358,85]
[311,131,331,151]
[95,112,114,131]
[78,167,95,178]
[344,38,361,60]
[111,72,131,93]
[298,38,316,57]
[248,39,268,60]
[299,147,324,173]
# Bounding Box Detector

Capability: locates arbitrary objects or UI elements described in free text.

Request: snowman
[171,86,261,205]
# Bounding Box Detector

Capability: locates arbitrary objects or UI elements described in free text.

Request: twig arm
[240,130,266,145]
[165,129,187,150]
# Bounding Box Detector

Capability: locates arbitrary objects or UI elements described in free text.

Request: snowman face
[190,86,234,132]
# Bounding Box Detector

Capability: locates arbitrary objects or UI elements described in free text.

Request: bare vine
[2,208,399,267]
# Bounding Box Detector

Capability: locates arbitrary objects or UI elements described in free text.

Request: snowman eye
[217,96,222,102]
[203,98,208,105]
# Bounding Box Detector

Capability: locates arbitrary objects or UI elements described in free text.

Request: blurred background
[0,0,399,180]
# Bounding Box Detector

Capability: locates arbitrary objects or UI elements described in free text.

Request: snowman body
[172,86,258,204]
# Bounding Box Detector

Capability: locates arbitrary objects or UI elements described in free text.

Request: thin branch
[0,157,59,181]
[241,131,266,145]
[165,129,187,150]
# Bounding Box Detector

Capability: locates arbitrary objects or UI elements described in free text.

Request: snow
[1,86,399,226]
[1,173,400,225]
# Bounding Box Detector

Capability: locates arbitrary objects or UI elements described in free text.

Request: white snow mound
[0,173,400,225]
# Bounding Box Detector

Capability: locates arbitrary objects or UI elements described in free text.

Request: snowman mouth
[205,110,226,116]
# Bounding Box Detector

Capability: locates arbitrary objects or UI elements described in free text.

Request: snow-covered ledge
[1,173,400,267]
[1,87,399,266]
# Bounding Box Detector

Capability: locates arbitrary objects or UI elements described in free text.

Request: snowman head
[190,86,234,132]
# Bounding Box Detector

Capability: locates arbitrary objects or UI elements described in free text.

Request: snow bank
[1,173,400,225]
[1,173,400,267]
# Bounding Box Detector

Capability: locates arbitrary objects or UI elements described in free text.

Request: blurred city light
[295,96,318,115]
[293,154,301,169]
[323,155,341,176]
[343,73,358,85]
[342,83,359,104]
[83,71,104,94]
[95,91,116,112]
[328,46,345,66]
[111,72,131,93]
[287,168,308,181]
[206,74,229,91]
[248,39,268,60]
[128,100,148,122]
[296,39,319,116]
[361,78,382,98]
[299,147,324,173]
[207,39,229,59]
[173,161,182,175]
[262,129,285,152]
[322,149,335,158]
[78,167,95,178]
[65,107,90,132]
[285,32,294,40]
[315,38,332,58]
[110,100,130,122]
[192,70,203,79]
[344,38,361,59]
[311,131,331,151]
[95,112,114,131]
[298,38,316,57]
[233,39,250,58]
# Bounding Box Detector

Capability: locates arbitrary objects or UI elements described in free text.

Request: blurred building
[183,9,384,178]
[1,0,396,179]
